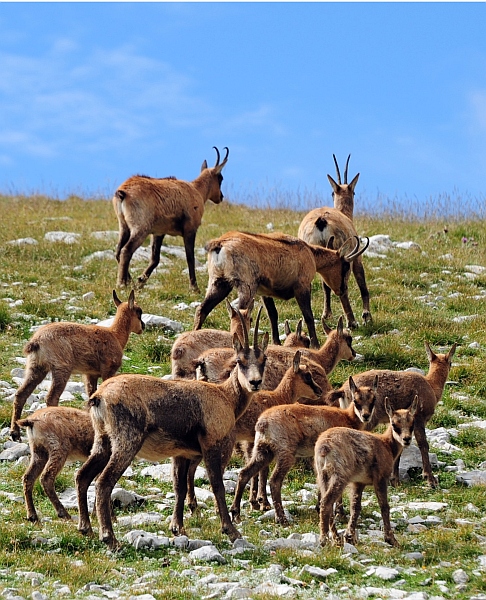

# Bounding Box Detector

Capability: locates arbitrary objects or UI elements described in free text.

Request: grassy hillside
[0,192,485,599]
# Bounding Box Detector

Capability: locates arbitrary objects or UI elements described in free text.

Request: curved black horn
[213,146,221,167]
[344,154,351,184]
[332,154,341,184]
[253,305,263,349]
[346,236,370,261]
[220,146,229,167]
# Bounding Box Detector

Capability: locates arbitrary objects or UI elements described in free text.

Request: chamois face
[234,334,269,392]
[349,374,378,423]
[386,396,419,448]
[207,170,225,204]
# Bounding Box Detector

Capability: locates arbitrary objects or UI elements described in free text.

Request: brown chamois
[9,290,144,442]
[315,396,419,547]
[230,374,378,525]
[17,406,94,522]
[75,308,269,549]
[298,154,371,328]
[195,316,355,398]
[171,299,254,380]
[186,350,323,515]
[282,319,311,349]
[193,230,369,348]
[339,342,457,487]
[113,146,229,292]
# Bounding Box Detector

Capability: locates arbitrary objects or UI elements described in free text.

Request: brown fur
[17,407,94,522]
[9,290,144,442]
[193,230,368,348]
[229,375,378,525]
[315,397,418,547]
[298,154,370,328]
[75,310,269,550]
[339,342,457,486]
[171,299,253,379]
[114,147,229,292]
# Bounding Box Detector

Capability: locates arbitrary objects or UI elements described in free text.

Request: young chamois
[186,350,323,515]
[339,342,457,487]
[113,146,229,292]
[10,290,144,442]
[17,406,94,522]
[315,396,419,547]
[193,230,369,348]
[171,299,254,379]
[195,316,355,399]
[298,154,371,328]
[230,375,378,525]
[75,308,269,549]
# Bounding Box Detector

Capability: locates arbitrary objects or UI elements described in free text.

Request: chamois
[298,154,371,328]
[315,396,419,547]
[195,316,355,397]
[113,146,229,292]
[75,308,269,549]
[339,342,457,487]
[171,299,254,379]
[230,375,378,525]
[193,231,368,349]
[17,406,93,522]
[10,290,144,442]
[186,350,323,514]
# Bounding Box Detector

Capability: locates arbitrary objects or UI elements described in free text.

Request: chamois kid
[315,396,419,547]
[10,290,144,441]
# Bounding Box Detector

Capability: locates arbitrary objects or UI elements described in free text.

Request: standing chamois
[10,290,144,442]
[339,342,457,487]
[298,154,371,328]
[193,230,368,348]
[113,146,229,292]
[75,308,268,549]
[315,396,419,547]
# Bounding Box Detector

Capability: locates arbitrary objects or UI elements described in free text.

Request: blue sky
[1,2,485,215]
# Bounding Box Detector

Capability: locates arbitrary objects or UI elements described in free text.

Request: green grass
[1,192,486,598]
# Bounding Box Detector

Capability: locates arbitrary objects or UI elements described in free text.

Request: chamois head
[233,305,269,392]
[316,236,369,298]
[322,316,356,362]
[200,146,229,204]
[327,153,360,203]
[424,341,457,367]
[349,374,378,423]
[112,289,145,334]
[385,395,419,448]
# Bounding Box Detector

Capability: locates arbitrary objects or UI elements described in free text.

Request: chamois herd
[10,149,458,551]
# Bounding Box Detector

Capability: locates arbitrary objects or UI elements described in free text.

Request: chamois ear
[113,290,122,307]
[260,332,269,353]
[447,343,457,362]
[200,159,208,172]
[284,320,291,337]
[128,289,135,309]
[327,174,339,193]
[292,350,301,374]
[349,172,360,191]
[409,395,420,417]
[384,397,393,420]
[348,376,357,394]
[233,332,243,353]
[321,318,332,336]
[372,374,379,392]
[336,316,344,336]
[424,341,436,363]
[296,318,303,337]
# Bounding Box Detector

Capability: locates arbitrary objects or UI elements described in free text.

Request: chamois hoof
[190,284,201,294]
[78,525,94,537]
[259,502,272,512]
[58,511,72,520]
[224,526,242,543]
[425,475,438,488]
[230,510,241,524]
[10,429,21,442]
[384,534,399,547]
[362,311,372,324]
[26,514,39,523]
[347,319,359,330]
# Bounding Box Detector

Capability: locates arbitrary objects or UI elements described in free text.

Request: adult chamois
[113,146,229,292]
[298,154,371,327]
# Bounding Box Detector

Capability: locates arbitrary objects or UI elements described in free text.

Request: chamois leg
[117,230,147,287]
[182,230,199,293]
[374,478,397,546]
[318,475,344,545]
[138,234,165,288]
[230,444,274,523]
[345,482,365,546]
[44,368,72,407]
[269,452,296,525]
[337,280,358,330]
[352,257,371,324]
[40,450,72,520]
[95,447,136,549]
[83,374,99,398]
[262,297,281,345]
[203,443,242,542]
[115,218,130,263]
[193,278,233,330]
[294,288,320,349]
[257,464,271,511]
[10,364,49,441]
[322,280,333,322]
[413,419,438,487]
[22,449,48,522]
[186,457,202,514]
[76,434,111,536]
[171,456,190,536]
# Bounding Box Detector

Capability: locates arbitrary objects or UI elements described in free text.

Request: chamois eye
[392,425,401,434]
